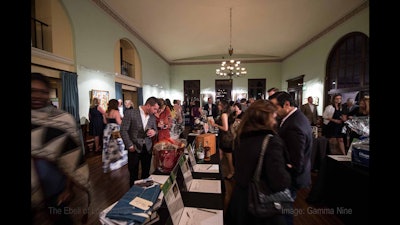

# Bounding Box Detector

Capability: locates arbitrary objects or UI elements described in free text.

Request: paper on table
[327,155,351,161]
[129,197,153,211]
[149,174,170,185]
[188,179,221,194]
[179,156,222,194]
[163,178,223,225]
[178,207,223,225]
[193,164,219,173]
[187,145,219,173]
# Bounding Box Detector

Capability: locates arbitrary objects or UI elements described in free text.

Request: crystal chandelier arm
[216,7,247,79]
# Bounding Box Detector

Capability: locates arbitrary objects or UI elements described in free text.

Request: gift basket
[170,118,185,139]
[343,116,369,138]
[192,112,210,134]
[343,116,370,167]
[153,138,187,173]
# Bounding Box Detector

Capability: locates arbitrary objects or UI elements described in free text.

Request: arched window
[325,32,369,104]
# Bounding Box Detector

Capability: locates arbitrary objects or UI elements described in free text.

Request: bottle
[204,140,211,161]
[196,141,205,162]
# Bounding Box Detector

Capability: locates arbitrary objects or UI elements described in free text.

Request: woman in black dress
[322,93,346,155]
[89,97,106,151]
[212,99,235,180]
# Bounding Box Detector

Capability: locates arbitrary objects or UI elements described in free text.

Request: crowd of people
[31,72,370,225]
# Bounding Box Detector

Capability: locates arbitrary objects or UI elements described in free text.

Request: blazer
[203,103,218,118]
[278,108,313,189]
[120,107,158,154]
[300,103,318,125]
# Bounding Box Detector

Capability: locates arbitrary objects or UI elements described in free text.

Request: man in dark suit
[269,91,313,225]
[203,97,218,119]
[120,96,160,186]
[300,96,319,125]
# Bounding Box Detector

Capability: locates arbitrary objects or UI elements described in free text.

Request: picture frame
[91,89,109,110]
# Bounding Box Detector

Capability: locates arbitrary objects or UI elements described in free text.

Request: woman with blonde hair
[89,97,106,151]
[124,99,134,111]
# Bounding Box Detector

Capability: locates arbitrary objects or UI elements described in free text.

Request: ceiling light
[216,8,247,79]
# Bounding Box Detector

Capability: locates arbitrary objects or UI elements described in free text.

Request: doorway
[286,75,304,107]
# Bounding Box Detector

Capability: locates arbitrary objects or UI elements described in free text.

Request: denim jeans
[106,184,161,223]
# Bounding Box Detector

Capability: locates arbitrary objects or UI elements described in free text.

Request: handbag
[248,134,294,218]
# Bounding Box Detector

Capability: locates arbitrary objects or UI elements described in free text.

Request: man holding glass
[120,97,160,186]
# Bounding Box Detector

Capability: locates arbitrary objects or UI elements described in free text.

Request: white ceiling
[97,0,368,64]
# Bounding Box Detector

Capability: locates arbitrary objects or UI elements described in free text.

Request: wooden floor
[33,150,345,225]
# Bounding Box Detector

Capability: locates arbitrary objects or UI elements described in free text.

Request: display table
[310,136,329,171]
[100,136,224,225]
[307,155,369,224]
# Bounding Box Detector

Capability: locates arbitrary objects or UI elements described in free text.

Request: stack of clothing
[104,184,161,224]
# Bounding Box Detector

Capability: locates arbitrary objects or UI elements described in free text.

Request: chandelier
[216,8,247,79]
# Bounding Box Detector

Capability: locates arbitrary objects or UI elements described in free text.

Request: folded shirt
[106,184,161,224]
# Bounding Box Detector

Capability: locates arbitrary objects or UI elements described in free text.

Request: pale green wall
[281,6,369,115]
[60,0,170,120]
[58,0,368,119]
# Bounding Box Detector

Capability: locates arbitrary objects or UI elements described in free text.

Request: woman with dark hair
[226,99,290,225]
[154,98,172,142]
[165,98,174,112]
[102,99,126,172]
[322,93,346,155]
[231,102,244,139]
[190,100,202,128]
[211,99,235,180]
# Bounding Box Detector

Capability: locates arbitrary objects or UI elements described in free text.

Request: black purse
[247,134,294,218]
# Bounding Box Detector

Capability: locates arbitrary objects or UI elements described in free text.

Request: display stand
[99,137,224,225]
[187,144,219,173]
[177,154,221,194]
[161,175,224,225]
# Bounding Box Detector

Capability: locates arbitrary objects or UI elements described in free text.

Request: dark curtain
[61,71,80,124]
[115,82,123,100]
[137,87,143,106]
[61,71,86,154]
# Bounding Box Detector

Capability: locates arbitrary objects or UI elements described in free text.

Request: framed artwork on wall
[91,89,109,110]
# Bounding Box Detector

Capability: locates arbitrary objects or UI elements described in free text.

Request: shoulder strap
[253,134,272,182]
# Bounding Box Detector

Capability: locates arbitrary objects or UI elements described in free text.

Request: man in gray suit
[300,96,318,126]
[120,97,160,186]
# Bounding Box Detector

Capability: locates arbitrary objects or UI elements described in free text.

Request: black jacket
[234,130,291,191]
[203,103,218,119]
[278,109,313,189]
